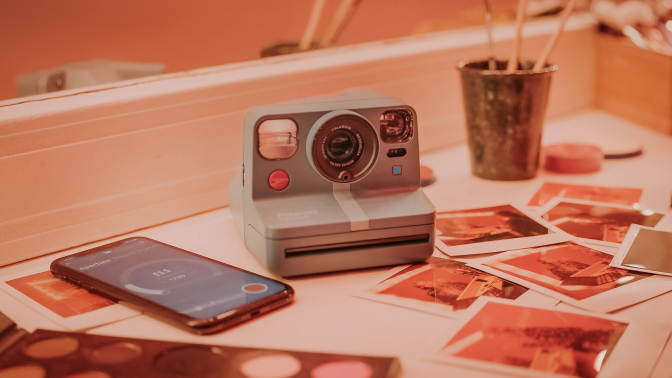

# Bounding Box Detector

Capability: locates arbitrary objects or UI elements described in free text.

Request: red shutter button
[269,170,289,190]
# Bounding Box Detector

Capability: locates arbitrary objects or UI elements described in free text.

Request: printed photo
[471,241,672,313]
[434,204,572,256]
[0,266,140,330]
[610,225,672,277]
[539,199,664,246]
[355,257,543,317]
[6,271,114,318]
[478,242,645,301]
[527,182,642,207]
[438,300,628,378]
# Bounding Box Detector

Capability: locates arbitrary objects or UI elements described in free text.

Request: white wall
[0,15,596,266]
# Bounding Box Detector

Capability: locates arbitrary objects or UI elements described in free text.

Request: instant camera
[230,90,436,277]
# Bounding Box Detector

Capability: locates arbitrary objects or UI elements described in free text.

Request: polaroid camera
[230,90,436,276]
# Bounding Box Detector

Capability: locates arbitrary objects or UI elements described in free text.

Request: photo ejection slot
[285,234,430,257]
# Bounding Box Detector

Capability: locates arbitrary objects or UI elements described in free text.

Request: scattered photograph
[6,271,114,317]
[527,182,643,208]
[429,298,671,378]
[0,267,140,330]
[539,198,666,246]
[611,225,672,277]
[355,257,556,317]
[471,241,672,313]
[434,204,573,256]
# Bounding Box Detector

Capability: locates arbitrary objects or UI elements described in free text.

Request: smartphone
[50,237,294,334]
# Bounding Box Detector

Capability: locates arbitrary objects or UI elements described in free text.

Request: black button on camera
[387,148,407,158]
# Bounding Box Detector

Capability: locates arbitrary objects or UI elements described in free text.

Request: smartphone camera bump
[309,113,378,183]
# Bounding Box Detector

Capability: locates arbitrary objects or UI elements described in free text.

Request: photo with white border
[610,225,672,277]
[354,256,558,318]
[0,265,140,331]
[537,197,670,247]
[434,204,573,256]
[426,297,671,378]
[469,240,672,313]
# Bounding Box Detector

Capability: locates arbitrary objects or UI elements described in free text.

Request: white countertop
[2,109,671,378]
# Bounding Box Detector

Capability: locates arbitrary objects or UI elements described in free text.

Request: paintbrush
[533,0,580,71]
[320,0,362,48]
[299,0,327,51]
[483,0,497,70]
[507,0,529,72]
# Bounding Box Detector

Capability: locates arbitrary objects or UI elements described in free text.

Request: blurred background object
[15,60,165,97]
[3,0,532,101]
[592,0,672,54]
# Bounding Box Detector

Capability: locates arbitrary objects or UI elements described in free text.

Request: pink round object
[543,143,603,173]
[310,360,373,378]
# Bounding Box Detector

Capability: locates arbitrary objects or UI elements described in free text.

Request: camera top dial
[307,111,379,183]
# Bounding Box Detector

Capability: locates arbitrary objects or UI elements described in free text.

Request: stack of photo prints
[2,182,672,378]
[356,182,672,378]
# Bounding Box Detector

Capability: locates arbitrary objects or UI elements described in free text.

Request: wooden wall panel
[0,15,595,266]
[595,34,672,135]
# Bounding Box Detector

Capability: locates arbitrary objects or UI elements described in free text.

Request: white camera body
[230,91,435,276]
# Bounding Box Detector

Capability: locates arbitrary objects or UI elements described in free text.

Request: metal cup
[458,60,557,181]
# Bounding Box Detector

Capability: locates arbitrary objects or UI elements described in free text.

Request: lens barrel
[324,128,360,165]
[310,113,378,183]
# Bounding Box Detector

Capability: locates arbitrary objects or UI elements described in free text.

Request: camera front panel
[248,105,420,200]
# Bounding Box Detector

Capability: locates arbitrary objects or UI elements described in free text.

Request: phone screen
[53,238,289,321]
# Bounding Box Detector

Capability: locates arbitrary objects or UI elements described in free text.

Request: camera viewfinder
[380,109,413,144]
[258,119,298,160]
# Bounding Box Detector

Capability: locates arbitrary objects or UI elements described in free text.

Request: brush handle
[507,0,529,72]
[533,0,579,71]
[320,0,360,47]
[299,0,327,51]
[483,0,496,70]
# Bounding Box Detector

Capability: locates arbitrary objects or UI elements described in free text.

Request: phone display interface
[55,238,287,319]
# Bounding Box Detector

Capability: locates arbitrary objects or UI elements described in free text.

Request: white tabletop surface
[1,109,671,378]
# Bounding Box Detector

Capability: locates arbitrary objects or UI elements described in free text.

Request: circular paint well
[63,371,112,378]
[0,364,46,378]
[310,360,373,378]
[88,342,142,365]
[154,346,228,378]
[240,353,301,378]
[23,336,79,359]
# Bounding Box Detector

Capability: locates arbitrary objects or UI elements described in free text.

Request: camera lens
[380,109,413,144]
[325,129,358,164]
[308,112,378,183]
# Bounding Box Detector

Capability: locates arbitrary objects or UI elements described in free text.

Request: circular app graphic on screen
[119,258,222,295]
[241,283,268,294]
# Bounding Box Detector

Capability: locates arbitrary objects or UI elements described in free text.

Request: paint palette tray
[0,327,401,378]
